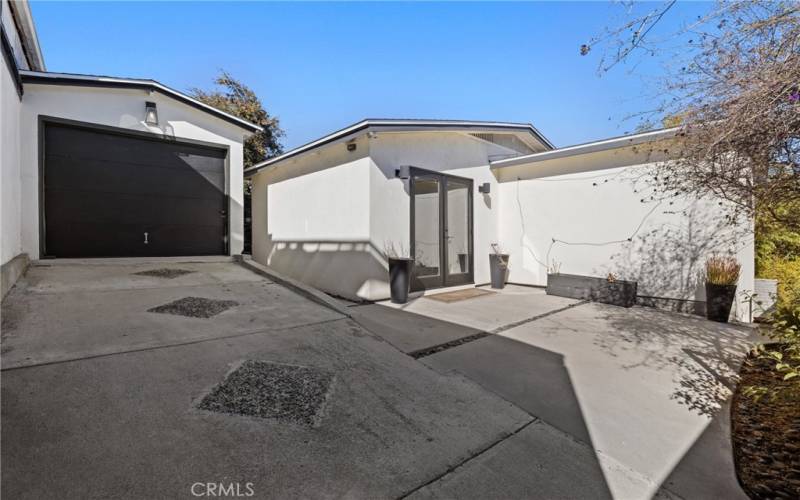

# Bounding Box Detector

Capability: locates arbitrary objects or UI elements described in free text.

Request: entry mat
[425,287,495,303]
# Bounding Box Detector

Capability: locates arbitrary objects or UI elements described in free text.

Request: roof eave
[19,71,263,133]
[489,127,681,169]
[9,0,45,71]
[244,119,554,177]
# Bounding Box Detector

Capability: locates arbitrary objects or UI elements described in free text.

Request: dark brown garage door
[43,122,228,257]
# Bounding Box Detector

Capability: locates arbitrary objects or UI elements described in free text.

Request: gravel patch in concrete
[134,268,195,279]
[198,360,333,426]
[147,297,238,318]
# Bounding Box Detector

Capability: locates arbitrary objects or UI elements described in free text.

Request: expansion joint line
[408,300,589,359]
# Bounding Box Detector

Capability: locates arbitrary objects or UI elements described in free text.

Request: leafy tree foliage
[192,71,284,170]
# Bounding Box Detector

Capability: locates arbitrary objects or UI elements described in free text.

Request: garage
[42,120,228,258]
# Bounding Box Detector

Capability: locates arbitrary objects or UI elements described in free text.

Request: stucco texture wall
[496,147,755,322]
[251,135,378,299]
[18,84,248,258]
[1,44,22,265]
[252,131,514,301]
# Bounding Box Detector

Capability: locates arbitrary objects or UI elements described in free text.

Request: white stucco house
[246,120,754,321]
[1,0,259,297]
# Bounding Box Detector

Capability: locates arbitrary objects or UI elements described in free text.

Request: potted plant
[704,255,741,322]
[385,242,413,304]
[489,243,509,289]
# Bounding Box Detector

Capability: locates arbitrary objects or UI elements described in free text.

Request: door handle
[144,232,149,244]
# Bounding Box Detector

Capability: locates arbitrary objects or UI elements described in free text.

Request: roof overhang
[7,0,45,71]
[245,119,554,177]
[490,127,681,170]
[20,70,263,133]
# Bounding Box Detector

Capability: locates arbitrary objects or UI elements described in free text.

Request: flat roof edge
[20,71,262,133]
[489,127,681,169]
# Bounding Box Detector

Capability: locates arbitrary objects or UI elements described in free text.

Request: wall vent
[469,133,534,154]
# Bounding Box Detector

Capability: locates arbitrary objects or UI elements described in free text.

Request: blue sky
[29,1,710,150]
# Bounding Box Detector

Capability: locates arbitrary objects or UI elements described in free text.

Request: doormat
[134,268,195,279]
[147,296,238,318]
[198,360,333,427]
[425,288,495,303]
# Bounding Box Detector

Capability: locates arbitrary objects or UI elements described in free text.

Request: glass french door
[410,168,473,291]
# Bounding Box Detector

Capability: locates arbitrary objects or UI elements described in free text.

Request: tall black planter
[705,283,737,322]
[458,253,468,273]
[489,254,509,289]
[389,258,413,304]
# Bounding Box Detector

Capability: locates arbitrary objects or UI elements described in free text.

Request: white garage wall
[1,47,22,265]
[18,84,248,258]
[496,147,755,321]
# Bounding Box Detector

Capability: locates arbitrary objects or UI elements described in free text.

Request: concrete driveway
[3,265,760,499]
[1,260,531,499]
[358,285,761,499]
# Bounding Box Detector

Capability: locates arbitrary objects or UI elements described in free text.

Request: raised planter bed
[732,344,800,499]
[546,273,637,308]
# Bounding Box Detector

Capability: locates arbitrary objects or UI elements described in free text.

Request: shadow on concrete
[593,306,754,417]
[359,300,754,498]
[356,304,614,497]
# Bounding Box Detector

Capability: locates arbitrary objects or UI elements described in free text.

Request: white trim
[490,127,681,169]
[19,70,263,133]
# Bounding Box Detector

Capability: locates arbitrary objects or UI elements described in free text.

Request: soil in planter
[731,345,800,499]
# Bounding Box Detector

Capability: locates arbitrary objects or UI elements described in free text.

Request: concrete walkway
[358,285,760,499]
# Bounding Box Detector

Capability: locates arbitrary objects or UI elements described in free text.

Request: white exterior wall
[251,131,514,301]
[18,84,248,258]
[251,135,375,298]
[496,147,755,322]
[1,0,24,266]
[369,132,510,294]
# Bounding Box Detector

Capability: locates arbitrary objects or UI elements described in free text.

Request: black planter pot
[489,254,509,289]
[705,283,737,323]
[389,258,414,304]
[458,253,468,273]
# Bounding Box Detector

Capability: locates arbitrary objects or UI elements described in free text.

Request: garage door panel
[45,223,224,257]
[43,123,227,258]
[45,156,225,200]
[46,127,226,170]
[45,190,224,226]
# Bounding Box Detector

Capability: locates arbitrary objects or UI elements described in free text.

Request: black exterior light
[478,182,491,194]
[346,141,357,152]
[145,101,159,125]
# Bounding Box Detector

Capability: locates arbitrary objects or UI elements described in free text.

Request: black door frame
[38,115,231,258]
[409,167,474,291]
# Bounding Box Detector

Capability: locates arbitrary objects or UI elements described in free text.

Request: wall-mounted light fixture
[145,101,159,125]
[395,165,411,179]
[346,141,357,152]
[478,182,491,194]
